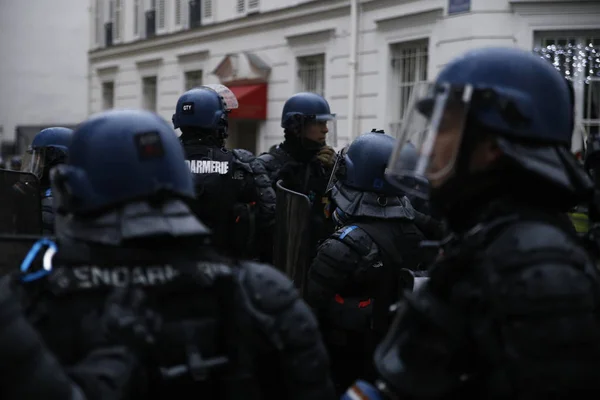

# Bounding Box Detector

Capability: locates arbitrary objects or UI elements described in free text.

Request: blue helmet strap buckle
[20,238,57,283]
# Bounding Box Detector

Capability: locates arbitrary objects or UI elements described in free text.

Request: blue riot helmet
[328,132,398,195]
[327,131,415,226]
[22,127,73,182]
[386,47,592,208]
[10,155,22,171]
[281,92,337,148]
[172,84,239,139]
[51,109,209,245]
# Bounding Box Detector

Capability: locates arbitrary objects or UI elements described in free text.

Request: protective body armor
[184,142,275,258]
[13,242,334,400]
[374,204,600,399]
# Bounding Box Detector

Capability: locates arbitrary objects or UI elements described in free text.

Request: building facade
[88,0,600,154]
[0,0,89,154]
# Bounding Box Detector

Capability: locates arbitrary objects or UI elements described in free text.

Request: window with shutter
[204,0,213,19]
[175,0,182,26]
[237,0,245,14]
[114,0,122,41]
[157,0,166,29]
[248,0,259,11]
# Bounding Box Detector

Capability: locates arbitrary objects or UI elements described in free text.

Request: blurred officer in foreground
[306,131,426,394]
[344,47,600,399]
[11,109,334,400]
[174,85,276,260]
[0,274,154,399]
[21,127,73,234]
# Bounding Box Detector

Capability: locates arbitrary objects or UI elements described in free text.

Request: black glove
[278,161,306,192]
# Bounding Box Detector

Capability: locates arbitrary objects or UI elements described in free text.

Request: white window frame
[535,31,600,140]
[94,0,104,47]
[296,54,326,96]
[388,39,429,134]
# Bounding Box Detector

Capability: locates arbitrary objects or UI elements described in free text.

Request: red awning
[228,83,267,120]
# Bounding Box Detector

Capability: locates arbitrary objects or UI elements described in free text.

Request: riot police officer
[21,127,73,234]
[345,47,600,399]
[260,92,338,271]
[173,85,276,260]
[306,131,426,393]
[13,109,334,400]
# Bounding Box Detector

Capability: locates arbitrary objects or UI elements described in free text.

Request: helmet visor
[386,82,473,198]
[21,148,47,179]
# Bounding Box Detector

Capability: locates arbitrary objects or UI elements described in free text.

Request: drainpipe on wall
[347,0,359,142]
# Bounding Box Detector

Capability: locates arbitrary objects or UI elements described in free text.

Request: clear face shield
[386,82,473,198]
[21,147,49,179]
[326,145,349,193]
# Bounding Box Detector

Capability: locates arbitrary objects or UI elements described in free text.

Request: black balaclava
[180,127,225,147]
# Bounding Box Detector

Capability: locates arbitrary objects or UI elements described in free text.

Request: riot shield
[273,180,312,296]
[0,170,42,235]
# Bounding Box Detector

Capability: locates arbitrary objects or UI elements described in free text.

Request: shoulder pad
[488,220,584,257]
[232,148,255,163]
[258,147,289,170]
[332,225,379,259]
[239,261,298,314]
[249,157,268,175]
[257,152,276,166]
